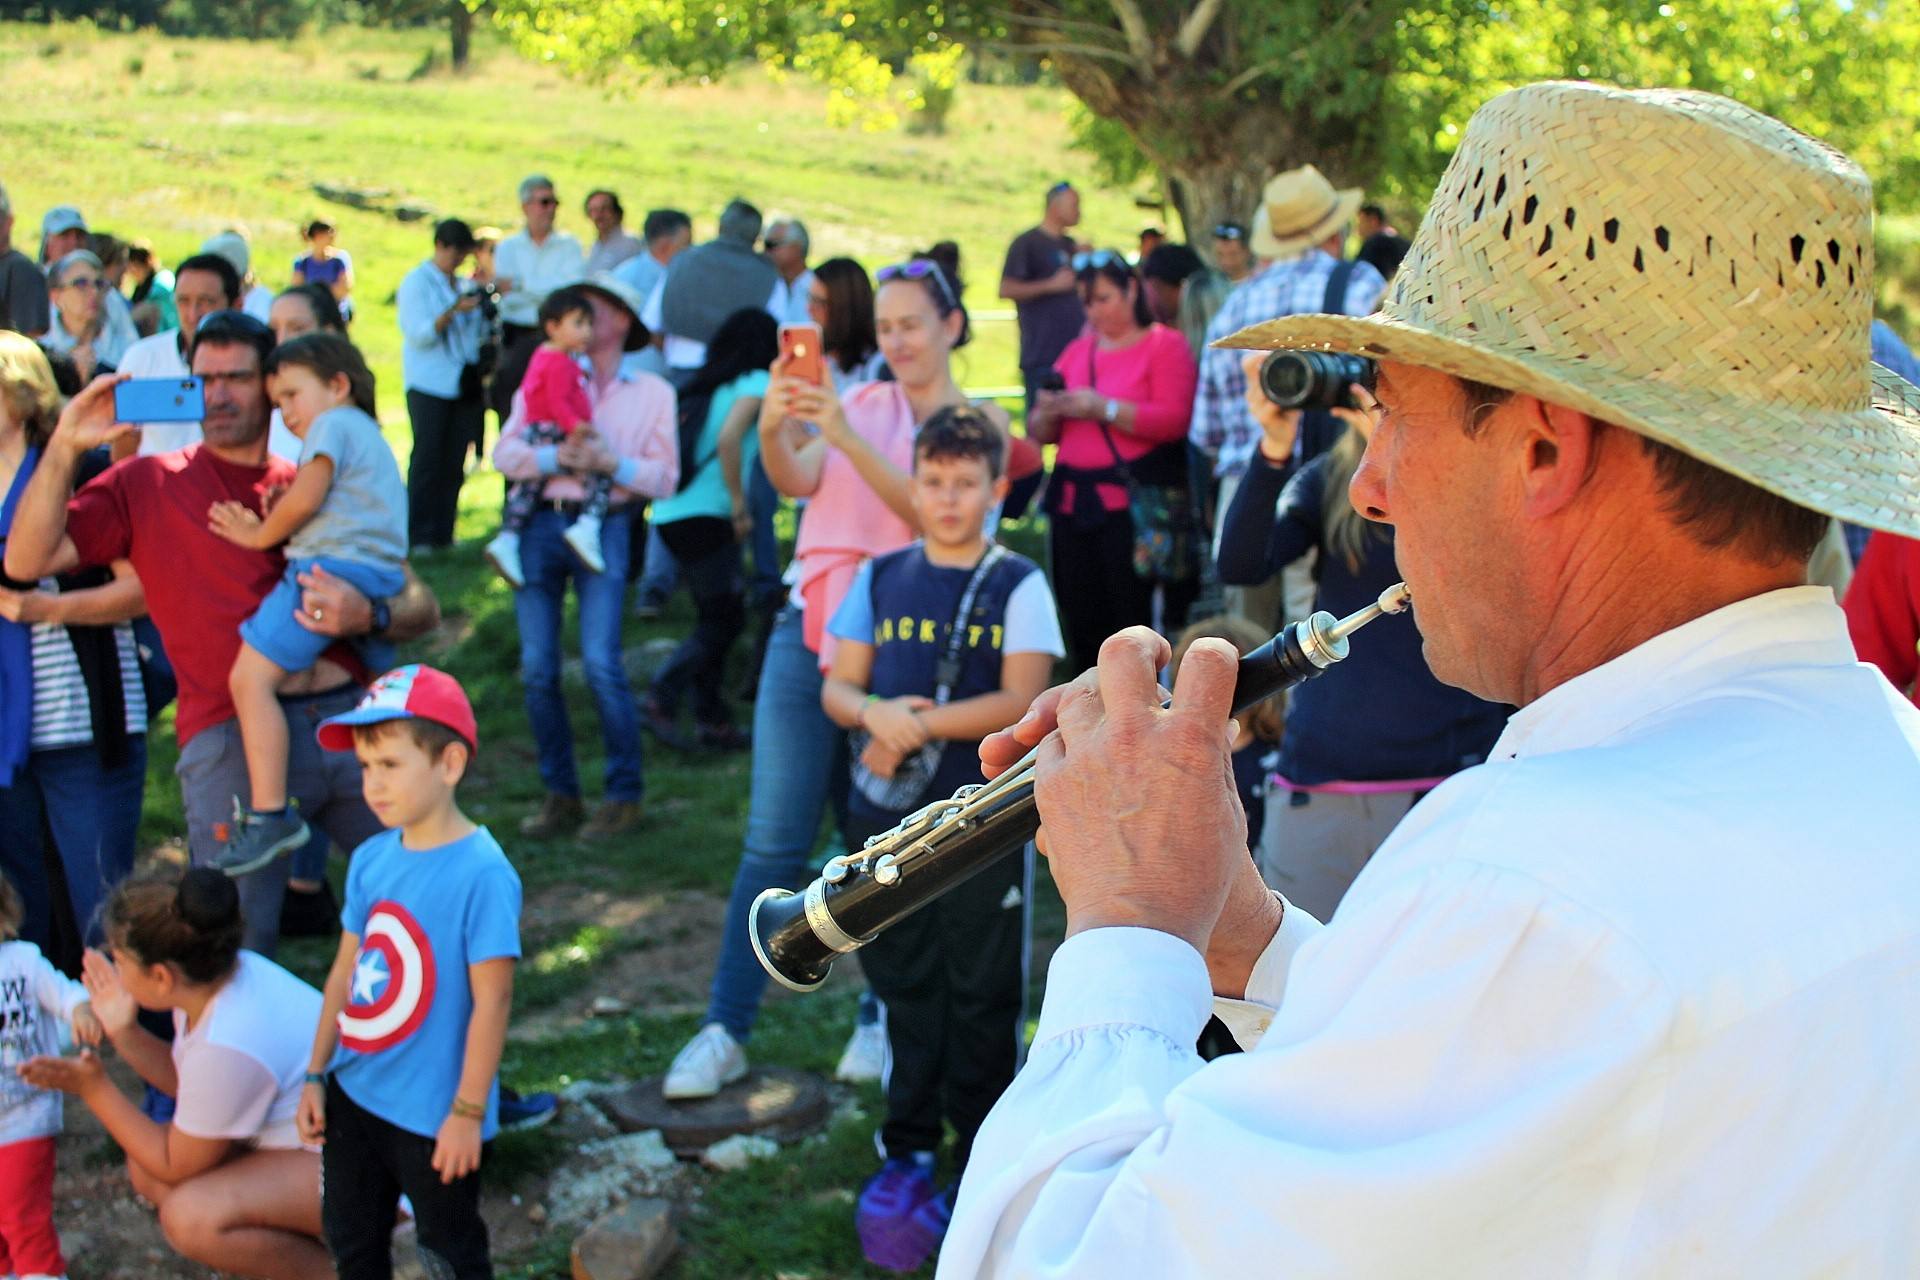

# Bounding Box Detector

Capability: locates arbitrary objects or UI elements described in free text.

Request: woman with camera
[1028,250,1200,672]
[1217,354,1507,918]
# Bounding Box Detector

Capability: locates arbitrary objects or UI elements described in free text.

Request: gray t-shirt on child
[288,406,408,571]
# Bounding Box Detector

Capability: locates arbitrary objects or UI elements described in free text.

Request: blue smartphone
[114,377,204,423]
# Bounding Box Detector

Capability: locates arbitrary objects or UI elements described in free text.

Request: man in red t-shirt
[4,312,439,952]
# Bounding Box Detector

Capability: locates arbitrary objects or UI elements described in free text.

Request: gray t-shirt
[1001,227,1085,370]
[289,405,408,571]
[0,247,51,335]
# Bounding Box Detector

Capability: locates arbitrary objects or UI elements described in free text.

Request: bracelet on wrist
[304,1071,326,1087]
[450,1096,486,1121]
[857,693,880,729]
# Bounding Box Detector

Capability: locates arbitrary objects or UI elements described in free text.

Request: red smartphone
[779,323,826,386]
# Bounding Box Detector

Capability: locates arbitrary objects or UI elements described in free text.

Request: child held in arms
[297,666,519,1280]
[484,286,613,586]
[819,405,1063,1272]
[206,333,407,877]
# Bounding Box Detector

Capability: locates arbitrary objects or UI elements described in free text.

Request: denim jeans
[746,458,783,604]
[707,606,849,1039]
[514,506,644,802]
[0,738,147,958]
[636,523,679,604]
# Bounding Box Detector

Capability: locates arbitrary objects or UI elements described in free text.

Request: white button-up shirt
[117,329,299,462]
[944,587,1920,1278]
[396,258,486,399]
[493,228,583,328]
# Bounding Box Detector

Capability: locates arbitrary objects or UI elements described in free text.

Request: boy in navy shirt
[822,405,1064,1272]
[297,665,519,1280]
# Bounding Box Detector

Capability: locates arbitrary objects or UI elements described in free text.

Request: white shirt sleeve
[395,265,443,349]
[171,1043,279,1141]
[642,278,666,333]
[1002,570,1065,657]
[940,860,1678,1279]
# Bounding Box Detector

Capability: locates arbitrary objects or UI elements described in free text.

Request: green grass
[1,20,1095,1275]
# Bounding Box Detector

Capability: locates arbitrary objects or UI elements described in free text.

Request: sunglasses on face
[530,196,559,208]
[1071,250,1123,271]
[60,276,109,291]
[1213,224,1247,241]
[876,259,958,309]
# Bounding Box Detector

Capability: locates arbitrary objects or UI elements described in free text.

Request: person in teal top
[644,310,779,751]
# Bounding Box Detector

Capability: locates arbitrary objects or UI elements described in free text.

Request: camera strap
[1322,258,1358,314]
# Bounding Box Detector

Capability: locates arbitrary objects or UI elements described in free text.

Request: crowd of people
[1,111,1918,1278]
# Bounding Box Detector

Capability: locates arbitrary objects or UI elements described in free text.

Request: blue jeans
[636,523,678,605]
[515,506,644,802]
[0,738,147,955]
[707,606,849,1039]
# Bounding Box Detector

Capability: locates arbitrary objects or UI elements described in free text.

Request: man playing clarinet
[941,81,1920,1276]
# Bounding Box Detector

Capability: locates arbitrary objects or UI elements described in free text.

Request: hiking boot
[579,799,643,841]
[855,1154,938,1272]
[484,531,525,589]
[518,793,584,839]
[563,513,606,574]
[642,694,691,750]
[210,801,309,877]
[662,1022,747,1100]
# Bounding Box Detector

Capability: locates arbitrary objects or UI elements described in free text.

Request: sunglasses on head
[876,259,958,310]
[1071,250,1123,272]
[1213,224,1247,241]
[1047,181,1075,198]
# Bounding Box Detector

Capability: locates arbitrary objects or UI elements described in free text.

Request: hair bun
[175,867,241,932]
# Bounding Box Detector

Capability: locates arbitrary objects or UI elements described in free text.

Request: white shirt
[396,258,485,399]
[768,267,815,327]
[170,951,323,1151]
[117,329,300,462]
[945,587,1920,1278]
[584,229,646,276]
[242,283,274,324]
[493,227,584,327]
[0,940,89,1144]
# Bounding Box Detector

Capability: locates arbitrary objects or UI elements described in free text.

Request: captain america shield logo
[338,900,437,1053]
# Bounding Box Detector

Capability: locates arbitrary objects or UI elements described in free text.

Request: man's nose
[1349,447,1391,524]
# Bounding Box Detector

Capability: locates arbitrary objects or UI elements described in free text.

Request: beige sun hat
[1223,80,1920,538]
[1249,165,1366,258]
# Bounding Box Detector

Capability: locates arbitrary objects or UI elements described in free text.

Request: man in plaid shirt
[1191,165,1387,628]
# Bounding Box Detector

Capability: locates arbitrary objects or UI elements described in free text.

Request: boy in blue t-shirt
[821,405,1064,1272]
[297,665,520,1280]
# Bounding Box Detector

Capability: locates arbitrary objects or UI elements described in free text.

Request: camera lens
[1258,351,1375,411]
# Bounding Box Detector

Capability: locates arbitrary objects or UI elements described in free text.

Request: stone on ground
[571,1198,677,1280]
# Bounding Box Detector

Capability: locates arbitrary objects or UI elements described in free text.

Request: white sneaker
[484,531,525,589]
[564,514,606,574]
[663,1022,747,1100]
[836,1019,891,1083]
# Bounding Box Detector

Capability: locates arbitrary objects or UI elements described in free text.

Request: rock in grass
[570,1198,677,1280]
[702,1133,779,1171]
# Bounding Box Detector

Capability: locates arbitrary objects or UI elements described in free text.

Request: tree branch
[1216,56,1288,98]
[1174,0,1227,59]
[981,35,1142,67]
[991,7,1131,48]
[1104,0,1154,66]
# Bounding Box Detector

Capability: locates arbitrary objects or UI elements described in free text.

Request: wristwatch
[370,598,392,638]
[1104,398,1121,425]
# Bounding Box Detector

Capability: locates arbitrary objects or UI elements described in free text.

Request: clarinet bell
[749,887,835,993]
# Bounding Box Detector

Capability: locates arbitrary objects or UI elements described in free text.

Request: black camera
[1035,369,1066,393]
[1258,351,1375,411]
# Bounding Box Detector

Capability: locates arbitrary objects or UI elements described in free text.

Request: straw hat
[1224,81,1920,537]
[1249,165,1365,258]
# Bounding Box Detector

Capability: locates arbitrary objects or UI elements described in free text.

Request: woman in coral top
[663,256,1003,1099]
[1029,250,1200,671]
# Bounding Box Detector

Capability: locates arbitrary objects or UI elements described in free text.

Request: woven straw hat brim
[1250,187,1365,259]
[1221,310,1920,538]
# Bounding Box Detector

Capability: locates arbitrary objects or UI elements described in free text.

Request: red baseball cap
[316,664,478,756]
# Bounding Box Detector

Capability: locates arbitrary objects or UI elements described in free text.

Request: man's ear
[1516,396,1605,519]
[992,472,1011,502]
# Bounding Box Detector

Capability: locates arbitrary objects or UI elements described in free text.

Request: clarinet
[749,583,1413,992]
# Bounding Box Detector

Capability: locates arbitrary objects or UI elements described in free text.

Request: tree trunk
[449,0,472,71]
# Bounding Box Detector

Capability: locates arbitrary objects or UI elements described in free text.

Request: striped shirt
[1190,249,1386,478]
[28,588,147,750]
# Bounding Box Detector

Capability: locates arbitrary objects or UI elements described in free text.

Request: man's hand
[864,695,933,755]
[1047,264,1077,294]
[998,630,1249,957]
[50,373,133,456]
[432,1113,484,1184]
[293,564,371,637]
[81,948,138,1034]
[207,500,267,549]
[0,585,53,625]
[556,429,616,477]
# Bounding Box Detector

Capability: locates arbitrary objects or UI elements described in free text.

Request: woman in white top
[20,869,328,1280]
